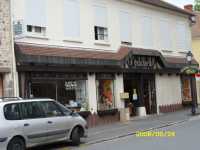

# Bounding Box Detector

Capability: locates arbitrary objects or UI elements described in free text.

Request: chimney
[184,4,193,12]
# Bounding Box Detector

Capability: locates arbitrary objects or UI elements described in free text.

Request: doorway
[124,74,157,116]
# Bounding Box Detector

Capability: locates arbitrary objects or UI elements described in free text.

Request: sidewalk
[85,108,199,144]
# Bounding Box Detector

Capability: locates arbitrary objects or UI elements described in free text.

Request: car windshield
[55,102,72,115]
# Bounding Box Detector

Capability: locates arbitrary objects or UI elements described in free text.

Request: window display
[97,80,115,110]
[58,80,88,111]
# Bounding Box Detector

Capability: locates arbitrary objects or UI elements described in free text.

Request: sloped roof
[15,43,198,68]
[135,0,193,16]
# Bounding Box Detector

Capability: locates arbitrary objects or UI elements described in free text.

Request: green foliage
[195,0,200,11]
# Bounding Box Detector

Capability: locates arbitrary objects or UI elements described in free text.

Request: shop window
[181,78,192,102]
[97,80,115,110]
[31,80,88,112]
[57,80,88,111]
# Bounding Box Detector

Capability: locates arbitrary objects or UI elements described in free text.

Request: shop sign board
[181,66,199,75]
[125,55,158,69]
[65,81,77,90]
[120,92,129,99]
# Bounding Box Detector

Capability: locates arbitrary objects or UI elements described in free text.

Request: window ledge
[63,38,83,44]
[94,41,110,46]
[25,35,49,40]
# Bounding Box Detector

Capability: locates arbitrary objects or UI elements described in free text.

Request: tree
[195,0,200,11]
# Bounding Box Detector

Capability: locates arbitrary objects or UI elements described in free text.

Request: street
[30,110,200,150]
[73,117,200,150]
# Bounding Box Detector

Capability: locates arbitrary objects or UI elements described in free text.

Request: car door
[19,102,49,145]
[40,101,74,142]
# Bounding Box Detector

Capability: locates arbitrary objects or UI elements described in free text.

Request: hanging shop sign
[181,66,199,75]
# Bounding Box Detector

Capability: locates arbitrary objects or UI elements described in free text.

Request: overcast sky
[165,0,194,8]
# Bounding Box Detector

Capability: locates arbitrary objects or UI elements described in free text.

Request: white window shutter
[64,0,80,38]
[141,16,153,48]
[160,20,171,50]
[177,22,186,50]
[119,11,132,42]
[25,0,46,27]
[94,5,107,27]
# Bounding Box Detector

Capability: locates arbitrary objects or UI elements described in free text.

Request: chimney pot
[184,4,193,12]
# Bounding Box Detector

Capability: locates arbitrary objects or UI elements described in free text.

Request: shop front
[15,44,199,126]
[19,72,88,111]
[181,75,197,106]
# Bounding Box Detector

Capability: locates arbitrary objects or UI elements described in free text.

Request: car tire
[7,137,25,150]
[71,127,81,146]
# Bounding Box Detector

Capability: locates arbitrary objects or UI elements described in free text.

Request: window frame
[94,26,108,41]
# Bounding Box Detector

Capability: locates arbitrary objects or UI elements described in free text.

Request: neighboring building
[186,4,200,104]
[13,0,198,124]
[0,0,18,97]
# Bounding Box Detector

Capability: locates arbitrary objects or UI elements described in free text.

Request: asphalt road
[71,117,200,150]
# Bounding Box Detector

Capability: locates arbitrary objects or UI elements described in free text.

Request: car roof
[0,98,55,105]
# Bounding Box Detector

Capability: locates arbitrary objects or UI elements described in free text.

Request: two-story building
[13,0,198,124]
[0,0,18,97]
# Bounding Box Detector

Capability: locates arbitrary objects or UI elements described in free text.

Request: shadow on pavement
[28,141,85,150]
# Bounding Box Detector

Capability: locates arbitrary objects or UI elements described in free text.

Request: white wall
[13,0,191,57]
[155,74,182,108]
[87,73,97,113]
[114,74,125,109]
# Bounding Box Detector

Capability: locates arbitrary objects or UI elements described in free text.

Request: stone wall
[0,0,15,96]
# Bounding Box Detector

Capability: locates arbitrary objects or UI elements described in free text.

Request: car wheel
[71,127,81,146]
[7,137,25,150]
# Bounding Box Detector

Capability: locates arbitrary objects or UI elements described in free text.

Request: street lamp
[186,51,196,115]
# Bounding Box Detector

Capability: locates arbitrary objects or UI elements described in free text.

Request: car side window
[20,102,45,119]
[4,103,21,120]
[40,101,64,117]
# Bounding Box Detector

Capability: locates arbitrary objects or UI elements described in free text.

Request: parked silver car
[0,98,87,150]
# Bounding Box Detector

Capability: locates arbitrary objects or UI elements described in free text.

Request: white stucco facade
[155,74,182,113]
[13,0,191,56]
[12,0,195,116]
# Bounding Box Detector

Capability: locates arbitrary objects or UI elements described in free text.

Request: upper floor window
[94,26,108,41]
[141,16,153,48]
[64,0,80,38]
[119,11,132,45]
[160,19,171,50]
[94,5,108,41]
[176,22,188,51]
[25,0,46,27]
[26,25,46,36]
